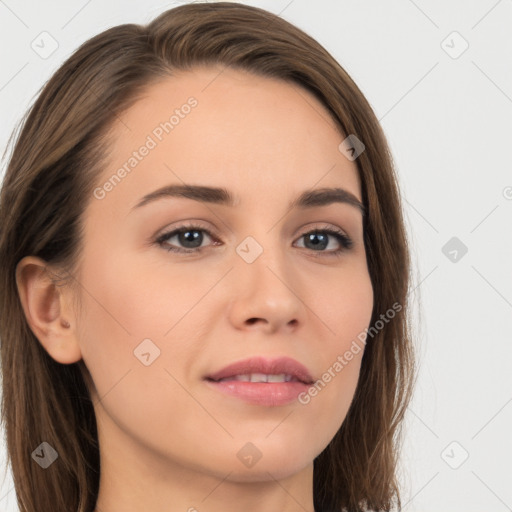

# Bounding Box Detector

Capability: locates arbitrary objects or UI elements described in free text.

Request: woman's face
[73,66,373,481]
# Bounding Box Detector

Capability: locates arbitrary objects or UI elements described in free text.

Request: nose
[227,245,304,335]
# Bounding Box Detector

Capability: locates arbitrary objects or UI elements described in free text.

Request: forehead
[97,66,362,211]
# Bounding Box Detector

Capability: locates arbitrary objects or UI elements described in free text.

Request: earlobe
[15,256,83,364]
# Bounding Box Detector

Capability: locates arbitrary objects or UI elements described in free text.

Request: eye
[154,222,354,256]
[155,223,219,253]
[294,226,353,257]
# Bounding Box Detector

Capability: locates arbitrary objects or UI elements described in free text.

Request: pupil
[180,230,202,248]
[306,233,327,250]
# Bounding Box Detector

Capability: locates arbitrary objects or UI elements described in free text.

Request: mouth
[205,355,315,384]
[204,356,315,406]
[209,373,305,383]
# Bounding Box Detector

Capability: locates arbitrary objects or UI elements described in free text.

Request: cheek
[299,263,373,425]
[308,258,374,343]
[77,247,213,340]
[71,251,160,394]
[74,247,220,402]
[76,232,373,403]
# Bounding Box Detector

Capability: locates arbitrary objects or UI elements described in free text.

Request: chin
[221,438,318,482]
[220,458,314,483]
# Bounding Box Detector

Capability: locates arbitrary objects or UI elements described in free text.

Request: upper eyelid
[156,222,215,240]
[156,223,352,248]
[156,222,349,239]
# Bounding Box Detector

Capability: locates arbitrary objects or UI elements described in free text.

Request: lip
[205,356,315,384]
[204,356,315,407]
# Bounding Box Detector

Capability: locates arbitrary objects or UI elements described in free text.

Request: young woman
[0,3,415,511]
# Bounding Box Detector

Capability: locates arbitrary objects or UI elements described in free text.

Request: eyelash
[155,222,353,258]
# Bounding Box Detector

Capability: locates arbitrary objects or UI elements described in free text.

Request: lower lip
[205,379,311,406]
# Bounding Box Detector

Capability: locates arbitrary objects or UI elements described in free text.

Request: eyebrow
[132,184,365,216]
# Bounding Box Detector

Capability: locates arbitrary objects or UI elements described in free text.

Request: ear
[15,256,82,364]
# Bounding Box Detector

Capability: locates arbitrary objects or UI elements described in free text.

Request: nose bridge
[230,230,303,323]
[235,231,289,285]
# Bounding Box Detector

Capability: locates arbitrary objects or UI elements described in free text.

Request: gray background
[1,1,511,510]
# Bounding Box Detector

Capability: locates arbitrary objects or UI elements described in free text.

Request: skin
[16,66,374,512]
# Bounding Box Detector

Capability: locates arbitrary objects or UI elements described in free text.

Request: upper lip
[205,356,315,384]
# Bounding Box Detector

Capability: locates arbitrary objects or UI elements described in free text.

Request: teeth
[218,373,296,383]
[266,374,288,383]
[249,372,269,382]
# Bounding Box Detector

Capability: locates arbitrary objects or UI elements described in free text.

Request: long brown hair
[0,3,416,511]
